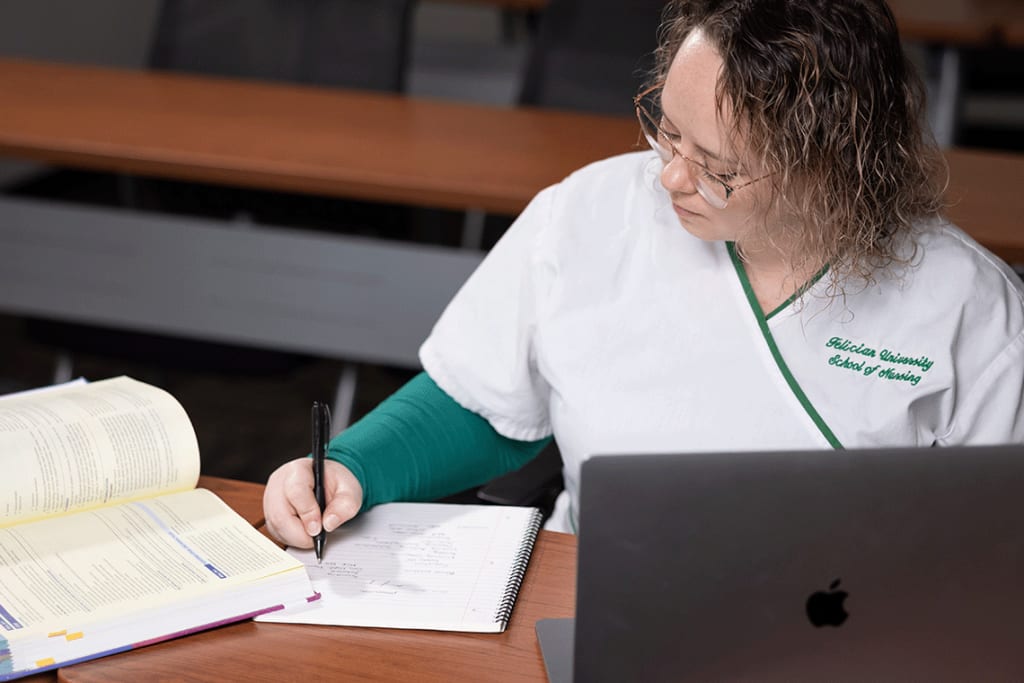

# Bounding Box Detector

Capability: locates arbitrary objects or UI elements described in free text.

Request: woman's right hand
[263,457,364,547]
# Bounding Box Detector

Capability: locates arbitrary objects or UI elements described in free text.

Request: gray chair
[517,0,666,116]
[149,0,413,91]
[137,0,416,223]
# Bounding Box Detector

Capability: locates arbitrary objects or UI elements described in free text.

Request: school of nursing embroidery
[824,337,934,387]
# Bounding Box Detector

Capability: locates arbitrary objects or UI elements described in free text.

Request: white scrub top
[420,151,1024,533]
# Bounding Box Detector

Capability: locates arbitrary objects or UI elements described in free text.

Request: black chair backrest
[518,0,668,116]
[149,0,414,91]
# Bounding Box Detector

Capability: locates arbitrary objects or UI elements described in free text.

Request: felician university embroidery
[824,337,933,386]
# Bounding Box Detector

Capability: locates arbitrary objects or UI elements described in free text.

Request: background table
[0,58,638,216]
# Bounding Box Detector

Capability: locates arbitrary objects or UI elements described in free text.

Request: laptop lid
[567,446,1024,682]
[536,617,575,683]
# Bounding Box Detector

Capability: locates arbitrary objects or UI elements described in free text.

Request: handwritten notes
[256,502,542,633]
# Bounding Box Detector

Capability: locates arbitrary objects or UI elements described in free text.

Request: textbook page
[0,488,303,639]
[257,502,542,633]
[0,376,200,527]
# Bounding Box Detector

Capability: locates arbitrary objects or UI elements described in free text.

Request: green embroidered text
[825,337,933,387]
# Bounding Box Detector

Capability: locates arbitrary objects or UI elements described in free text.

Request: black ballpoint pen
[311,401,330,565]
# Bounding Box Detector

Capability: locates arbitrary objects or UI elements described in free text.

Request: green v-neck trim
[764,260,831,320]
[726,242,843,449]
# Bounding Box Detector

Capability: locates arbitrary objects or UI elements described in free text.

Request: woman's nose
[660,153,698,196]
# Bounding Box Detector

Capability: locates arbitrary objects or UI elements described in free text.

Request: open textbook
[0,377,316,681]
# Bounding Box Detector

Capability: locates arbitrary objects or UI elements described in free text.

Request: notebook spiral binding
[494,508,544,628]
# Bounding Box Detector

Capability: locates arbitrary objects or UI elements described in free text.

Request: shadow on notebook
[536,445,1024,682]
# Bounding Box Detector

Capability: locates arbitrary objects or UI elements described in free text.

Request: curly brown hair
[649,0,948,288]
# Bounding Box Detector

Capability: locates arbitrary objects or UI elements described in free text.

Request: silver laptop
[537,445,1024,682]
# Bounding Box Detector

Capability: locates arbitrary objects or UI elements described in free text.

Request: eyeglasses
[633,84,765,210]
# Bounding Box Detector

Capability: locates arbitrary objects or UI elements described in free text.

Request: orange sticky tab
[66,632,84,641]
[35,658,56,667]
[48,630,67,638]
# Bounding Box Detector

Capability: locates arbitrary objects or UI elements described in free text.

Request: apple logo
[805,578,849,627]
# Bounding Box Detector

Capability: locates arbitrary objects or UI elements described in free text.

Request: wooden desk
[1,58,1018,252]
[0,58,638,216]
[198,475,267,528]
[56,527,577,682]
[16,477,578,682]
[889,0,1024,45]
[944,147,1024,264]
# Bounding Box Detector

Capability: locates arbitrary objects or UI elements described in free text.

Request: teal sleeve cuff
[326,372,552,512]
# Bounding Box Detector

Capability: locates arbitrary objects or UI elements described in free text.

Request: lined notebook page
[256,502,542,632]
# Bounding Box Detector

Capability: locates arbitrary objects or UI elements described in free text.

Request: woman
[264,0,1024,544]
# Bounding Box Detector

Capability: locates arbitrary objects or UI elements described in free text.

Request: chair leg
[332,362,359,433]
[460,209,487,250]
[926,45,963,147]
[53,351,74,384]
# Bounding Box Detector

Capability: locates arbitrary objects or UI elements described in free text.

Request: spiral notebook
[256,502,542,633]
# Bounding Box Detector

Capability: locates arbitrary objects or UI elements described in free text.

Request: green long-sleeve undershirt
[327,372,551,512]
